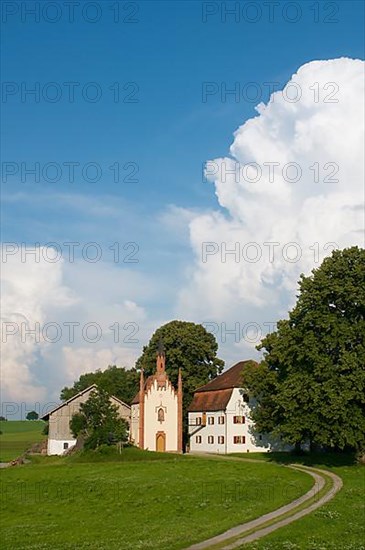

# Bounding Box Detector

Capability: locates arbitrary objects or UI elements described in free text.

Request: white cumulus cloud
[0,247,152,407]
[0,247,76,403]
[61,346,139,386]
[177,58,364,347]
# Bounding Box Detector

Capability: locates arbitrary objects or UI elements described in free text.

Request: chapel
[130,342,183,452]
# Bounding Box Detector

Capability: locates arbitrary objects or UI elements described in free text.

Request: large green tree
[60,365,139,405]
[242,247,365,455]
[70,388,128,450]
[136,320,224,442]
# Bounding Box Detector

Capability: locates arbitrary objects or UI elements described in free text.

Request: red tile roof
[194,361,257,392]
[188,360,257,412]
[188,389,234,412]
[133,361,257,409]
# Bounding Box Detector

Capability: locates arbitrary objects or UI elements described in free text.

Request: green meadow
[0,450,311,550]
[0,421,45,462]
[0,423,364,549]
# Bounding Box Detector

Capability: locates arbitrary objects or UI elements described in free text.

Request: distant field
[0,451,312,550]
[0,421,45,462]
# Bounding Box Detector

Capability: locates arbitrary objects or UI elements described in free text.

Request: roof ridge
[41,384,130,419]
[194,360,257,393]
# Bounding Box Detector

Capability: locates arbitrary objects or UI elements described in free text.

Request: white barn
[188,361,288,454]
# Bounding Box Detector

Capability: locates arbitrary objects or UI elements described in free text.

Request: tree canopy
[242,247,365,454]
[70,387,128,450]
[136,320,224,441]
[136,320,224,393]
[60,365,139,405]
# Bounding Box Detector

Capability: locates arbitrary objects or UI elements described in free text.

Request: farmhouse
[188,361,287,454]
[41,349,287,456]
[41,384,131,455]
[130,342,183,452]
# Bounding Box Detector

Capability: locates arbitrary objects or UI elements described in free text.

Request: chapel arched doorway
[156,431,166,452]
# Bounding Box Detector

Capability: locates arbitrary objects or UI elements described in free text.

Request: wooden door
[156,432,166,452]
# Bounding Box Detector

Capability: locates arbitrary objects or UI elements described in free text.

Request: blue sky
[3,1,364,208]
[1,1,364,411]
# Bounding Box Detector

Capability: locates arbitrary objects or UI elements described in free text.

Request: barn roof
[131,392,140,405]
[41,384,131,420]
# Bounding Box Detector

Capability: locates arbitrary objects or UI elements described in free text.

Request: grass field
[0,421,46,462]
[0,424,363,549]
[0,450,312,550]
[230,453,365,550]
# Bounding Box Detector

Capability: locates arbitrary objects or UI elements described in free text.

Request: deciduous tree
[60,365,139,405]
[243,247,365,456]
[70,388,128,450]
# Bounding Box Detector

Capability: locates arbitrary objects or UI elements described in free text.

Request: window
[218,416,225,424]
[196,416,202,425]
[196,435,202,444]
[157,408,165,422]
[218,436,225,444]
[233,436,246,444]
[233,415,245,424]
[208,436,214,444]
[208,416,214,425]
[63,442,69,450]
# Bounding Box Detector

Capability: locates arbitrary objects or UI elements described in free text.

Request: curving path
[185,459,342,550]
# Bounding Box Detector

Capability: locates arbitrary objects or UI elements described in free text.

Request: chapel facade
[130,343,183,452]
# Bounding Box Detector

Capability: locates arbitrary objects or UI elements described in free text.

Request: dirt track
[185,458,343,550]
